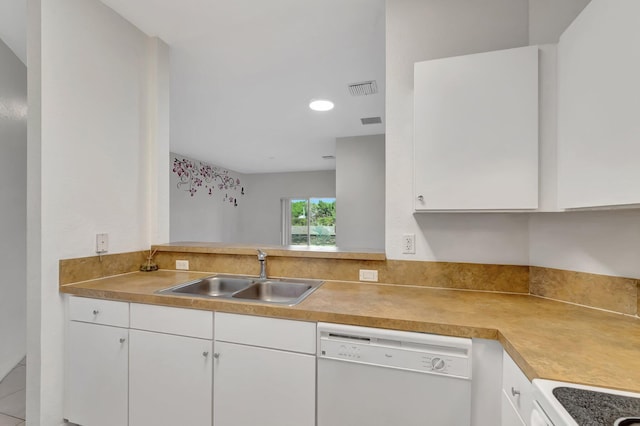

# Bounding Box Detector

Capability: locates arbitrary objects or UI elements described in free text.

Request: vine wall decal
[172,156,244,206]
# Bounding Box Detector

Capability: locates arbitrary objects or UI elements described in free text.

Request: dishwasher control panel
[317,323,472,380]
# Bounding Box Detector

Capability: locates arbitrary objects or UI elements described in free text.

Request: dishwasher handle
[325,332,372,344]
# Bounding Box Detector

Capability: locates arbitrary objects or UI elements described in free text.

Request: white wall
[385,0,531,263]
[336,135,385,250]
[27,0,169,423]
[169,155,335,246]
[530,210,640,278]
[239,171,336,245]
[170,153,244,243]
[147,38,171,246]
[0,38,27,381]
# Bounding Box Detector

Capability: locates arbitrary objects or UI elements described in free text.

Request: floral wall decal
[172,156,244,206]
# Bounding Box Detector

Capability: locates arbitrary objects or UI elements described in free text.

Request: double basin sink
[157,274,324,306]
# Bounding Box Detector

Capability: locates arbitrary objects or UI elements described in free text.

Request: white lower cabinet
[65,297,214,426]
[213,312,316,426]
[65,299,129,426]
[128,303,213,426]
[502,391,527,426]
[129,329,213,426]
[67,297,537,426]
[502,351,533,426]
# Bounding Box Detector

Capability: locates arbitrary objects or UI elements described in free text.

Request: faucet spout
[257,249,267,279]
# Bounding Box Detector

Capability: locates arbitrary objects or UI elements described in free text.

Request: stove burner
[552,387,640,425]
[614,418,640,426]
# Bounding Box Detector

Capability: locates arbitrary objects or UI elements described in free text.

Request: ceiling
[0,0,27,65]
[100,0,386,174]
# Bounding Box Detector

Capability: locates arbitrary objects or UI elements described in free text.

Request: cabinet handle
[511,387,520,397]
[202,351,209,358]
[92,310,100,315]
[213,352,220,359]
[417,195,424,202]
[119,338,126,344]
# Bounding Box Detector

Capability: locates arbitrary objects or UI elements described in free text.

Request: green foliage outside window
[291,199,335,226]
[290,198,336,246]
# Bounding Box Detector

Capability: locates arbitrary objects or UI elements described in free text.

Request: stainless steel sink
[157,274,323,306]
[162,276,254,297]
[232,281,317,304]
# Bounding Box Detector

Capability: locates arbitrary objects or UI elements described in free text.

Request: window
[281,198,336,247]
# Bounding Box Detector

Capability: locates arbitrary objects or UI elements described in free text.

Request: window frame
[280,197,336,247]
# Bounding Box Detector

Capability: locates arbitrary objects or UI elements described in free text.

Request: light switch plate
[359,269,378,282]
[176,260,189,270]
[96,233,108,254]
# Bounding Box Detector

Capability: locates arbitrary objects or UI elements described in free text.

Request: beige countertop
[59,270,640,393]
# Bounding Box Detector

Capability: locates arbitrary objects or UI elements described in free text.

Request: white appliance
[317,323,472,426]
[532,379,640,426]
[531,400,555,426]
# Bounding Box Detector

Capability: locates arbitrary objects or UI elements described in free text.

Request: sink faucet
[257,249,267,279]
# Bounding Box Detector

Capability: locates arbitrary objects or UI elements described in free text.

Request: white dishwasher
[317,323,472,426]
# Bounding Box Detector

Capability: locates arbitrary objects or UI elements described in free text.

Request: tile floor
[0,358,25,426]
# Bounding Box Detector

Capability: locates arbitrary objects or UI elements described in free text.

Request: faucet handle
[257,249,267,260]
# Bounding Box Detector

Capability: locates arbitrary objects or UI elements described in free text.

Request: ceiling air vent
[348,80,378,96]
[360,117,382,125]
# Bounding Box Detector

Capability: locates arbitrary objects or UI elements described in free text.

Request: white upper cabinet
[414,46,539,211]
[557,0,640,209]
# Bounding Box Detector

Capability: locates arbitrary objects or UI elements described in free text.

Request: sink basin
[157,275,323,306]
[232,281,317,304]
[161,276,253,297]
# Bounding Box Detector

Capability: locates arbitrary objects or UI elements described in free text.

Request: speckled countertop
[59,270,640,393]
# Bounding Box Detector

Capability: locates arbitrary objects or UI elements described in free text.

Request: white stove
[532,379,640,426]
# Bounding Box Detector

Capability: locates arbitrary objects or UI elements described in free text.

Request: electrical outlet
[96,233,108,254]
[359,269,378,282]
[402,234,416,254]
[176,260,190,270]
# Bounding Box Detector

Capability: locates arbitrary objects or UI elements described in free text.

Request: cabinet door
[129,329,213,426]
[65,321,128,426]
[502,390,527,426]
[214,341,315,426]
[414,46,539,211]
[502,351,533,423]
[557,0,640,208]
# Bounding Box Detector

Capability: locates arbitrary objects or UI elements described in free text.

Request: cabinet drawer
[215,312,315,354]
[502,351,533,424]
[130,303,213,339]
[68,296,129,327]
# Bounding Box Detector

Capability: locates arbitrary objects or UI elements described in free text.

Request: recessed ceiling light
[309,99,334,112]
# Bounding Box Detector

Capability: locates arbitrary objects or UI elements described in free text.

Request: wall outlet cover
[176,260,189,270]
[402,233,416,254]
